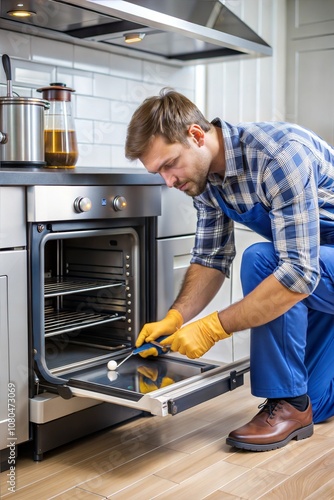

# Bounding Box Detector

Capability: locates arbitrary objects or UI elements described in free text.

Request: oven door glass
[59,354,249,417]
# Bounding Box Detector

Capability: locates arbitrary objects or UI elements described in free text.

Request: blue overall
[212,186,334,423]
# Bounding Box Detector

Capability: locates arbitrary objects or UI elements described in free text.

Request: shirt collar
[210,118,245,178]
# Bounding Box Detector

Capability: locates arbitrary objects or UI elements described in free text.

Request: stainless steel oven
[27,184,249,461]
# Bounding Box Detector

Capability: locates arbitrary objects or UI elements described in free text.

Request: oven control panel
[27,185,161,222]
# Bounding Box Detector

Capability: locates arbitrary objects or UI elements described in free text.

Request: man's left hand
[160,311,232,359]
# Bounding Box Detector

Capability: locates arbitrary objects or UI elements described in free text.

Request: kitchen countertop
[0,166,164,186]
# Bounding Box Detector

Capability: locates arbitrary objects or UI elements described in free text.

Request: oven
[27,184,249,460]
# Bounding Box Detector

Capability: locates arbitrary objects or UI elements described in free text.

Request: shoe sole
[226,422,314,452]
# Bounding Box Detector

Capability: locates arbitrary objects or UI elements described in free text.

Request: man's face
[140,130,211,197]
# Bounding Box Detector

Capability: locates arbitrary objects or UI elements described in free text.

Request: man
[125,88,334,452]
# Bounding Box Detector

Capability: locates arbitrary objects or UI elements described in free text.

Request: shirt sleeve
[262,141,321,294]
[190,189,236,278]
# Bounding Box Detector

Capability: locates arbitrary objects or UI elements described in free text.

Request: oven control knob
[113,195,127,211]
[74,197,92,213]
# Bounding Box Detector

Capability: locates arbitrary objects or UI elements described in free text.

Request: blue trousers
[241,242,334,423]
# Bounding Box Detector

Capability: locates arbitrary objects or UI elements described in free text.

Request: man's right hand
[135,309,183,357]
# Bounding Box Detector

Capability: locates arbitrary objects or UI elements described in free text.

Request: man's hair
[125,87,212,160]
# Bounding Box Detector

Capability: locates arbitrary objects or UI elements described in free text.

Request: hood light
[7,3,35,17]
[124,33,145,44]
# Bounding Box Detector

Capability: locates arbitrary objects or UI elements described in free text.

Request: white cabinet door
[0,187,26,249]
[0,251,29,449]
[192,279,233,364]
[286,0,334,145]
[156,235,233,364]
[231,225,266,361]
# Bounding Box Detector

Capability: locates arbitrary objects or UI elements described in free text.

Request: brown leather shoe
[226,397,313,451]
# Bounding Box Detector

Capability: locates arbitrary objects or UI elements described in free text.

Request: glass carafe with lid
[37,83,78,168]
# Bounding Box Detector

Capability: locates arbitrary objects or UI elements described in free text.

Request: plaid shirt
[190,119,334,294]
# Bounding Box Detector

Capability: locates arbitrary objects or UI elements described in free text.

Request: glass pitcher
[37,83,78,168]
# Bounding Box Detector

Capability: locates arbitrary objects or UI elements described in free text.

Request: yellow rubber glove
[135,309,183,358]
[159,311,232,359]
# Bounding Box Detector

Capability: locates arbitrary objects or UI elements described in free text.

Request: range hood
[0,0,272,64]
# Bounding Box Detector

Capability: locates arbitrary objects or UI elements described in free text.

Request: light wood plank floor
[1,373,334,500]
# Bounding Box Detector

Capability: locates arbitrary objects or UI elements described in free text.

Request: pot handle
[2,54,13,97]
[0,132,8,144]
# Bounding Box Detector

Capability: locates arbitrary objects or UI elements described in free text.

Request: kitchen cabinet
[286,0,334,145]
[156,186,233,364]
[0,187,29,472]
[231,225,266,361]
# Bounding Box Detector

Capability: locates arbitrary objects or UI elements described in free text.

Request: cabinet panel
[0,251,29,449]
[0,187,26,249]
[191,279,233,364]
[156,235,233,363]
[286,0,334,145]
[286,35,334,144]
[232,226,266,361]
[0,276,9,449]
[297,48,334,142]
[287,0,334,38]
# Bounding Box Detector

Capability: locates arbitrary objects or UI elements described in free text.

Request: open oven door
[43,353,250,417]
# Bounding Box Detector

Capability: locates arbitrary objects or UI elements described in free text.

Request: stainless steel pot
[0,96,50,166]
[0,54,50,167]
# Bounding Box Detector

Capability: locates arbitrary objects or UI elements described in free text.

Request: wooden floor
[1,373,334,500]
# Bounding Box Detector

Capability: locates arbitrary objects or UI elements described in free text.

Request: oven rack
[44,308,125,337]
[44,277,123,297]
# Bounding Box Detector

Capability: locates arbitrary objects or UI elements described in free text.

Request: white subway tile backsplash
[73,45,109,74]
[93,121,114,146]
[75,119,94,144]
[73,73,94,96]
[110,100,138,124]
[0,84,31,98]
[126,80,163,104]
[77,144,112,167]
[93,121,127,146]
[54,71,74,89]
[93,74,128,100]
[56,69,94,96]
[142,61,196,90]
[31,38,74,67]
[11,59,56,89]
[0,27,196,168]
[75,95,110,121]
[109,53,142,79]
[0,30,31,60]
[111,146,143,169]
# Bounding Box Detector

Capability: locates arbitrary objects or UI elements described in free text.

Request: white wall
[0,29,197,168]
[205,0,286,123]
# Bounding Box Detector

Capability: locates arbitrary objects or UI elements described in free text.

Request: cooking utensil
[109,336,170,370]
[2,54,12,97]
[0,54,50,166]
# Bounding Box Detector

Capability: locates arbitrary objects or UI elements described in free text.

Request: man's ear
[187,124,205,146]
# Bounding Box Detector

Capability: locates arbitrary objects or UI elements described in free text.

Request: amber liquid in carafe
[44,129,78,168]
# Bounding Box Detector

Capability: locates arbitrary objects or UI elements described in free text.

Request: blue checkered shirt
[190,119,334,294]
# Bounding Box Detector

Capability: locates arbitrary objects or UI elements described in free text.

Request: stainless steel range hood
[0,0,272,64]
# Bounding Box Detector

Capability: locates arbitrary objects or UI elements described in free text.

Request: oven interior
[33,226,214,399]
[35,228,139,378]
